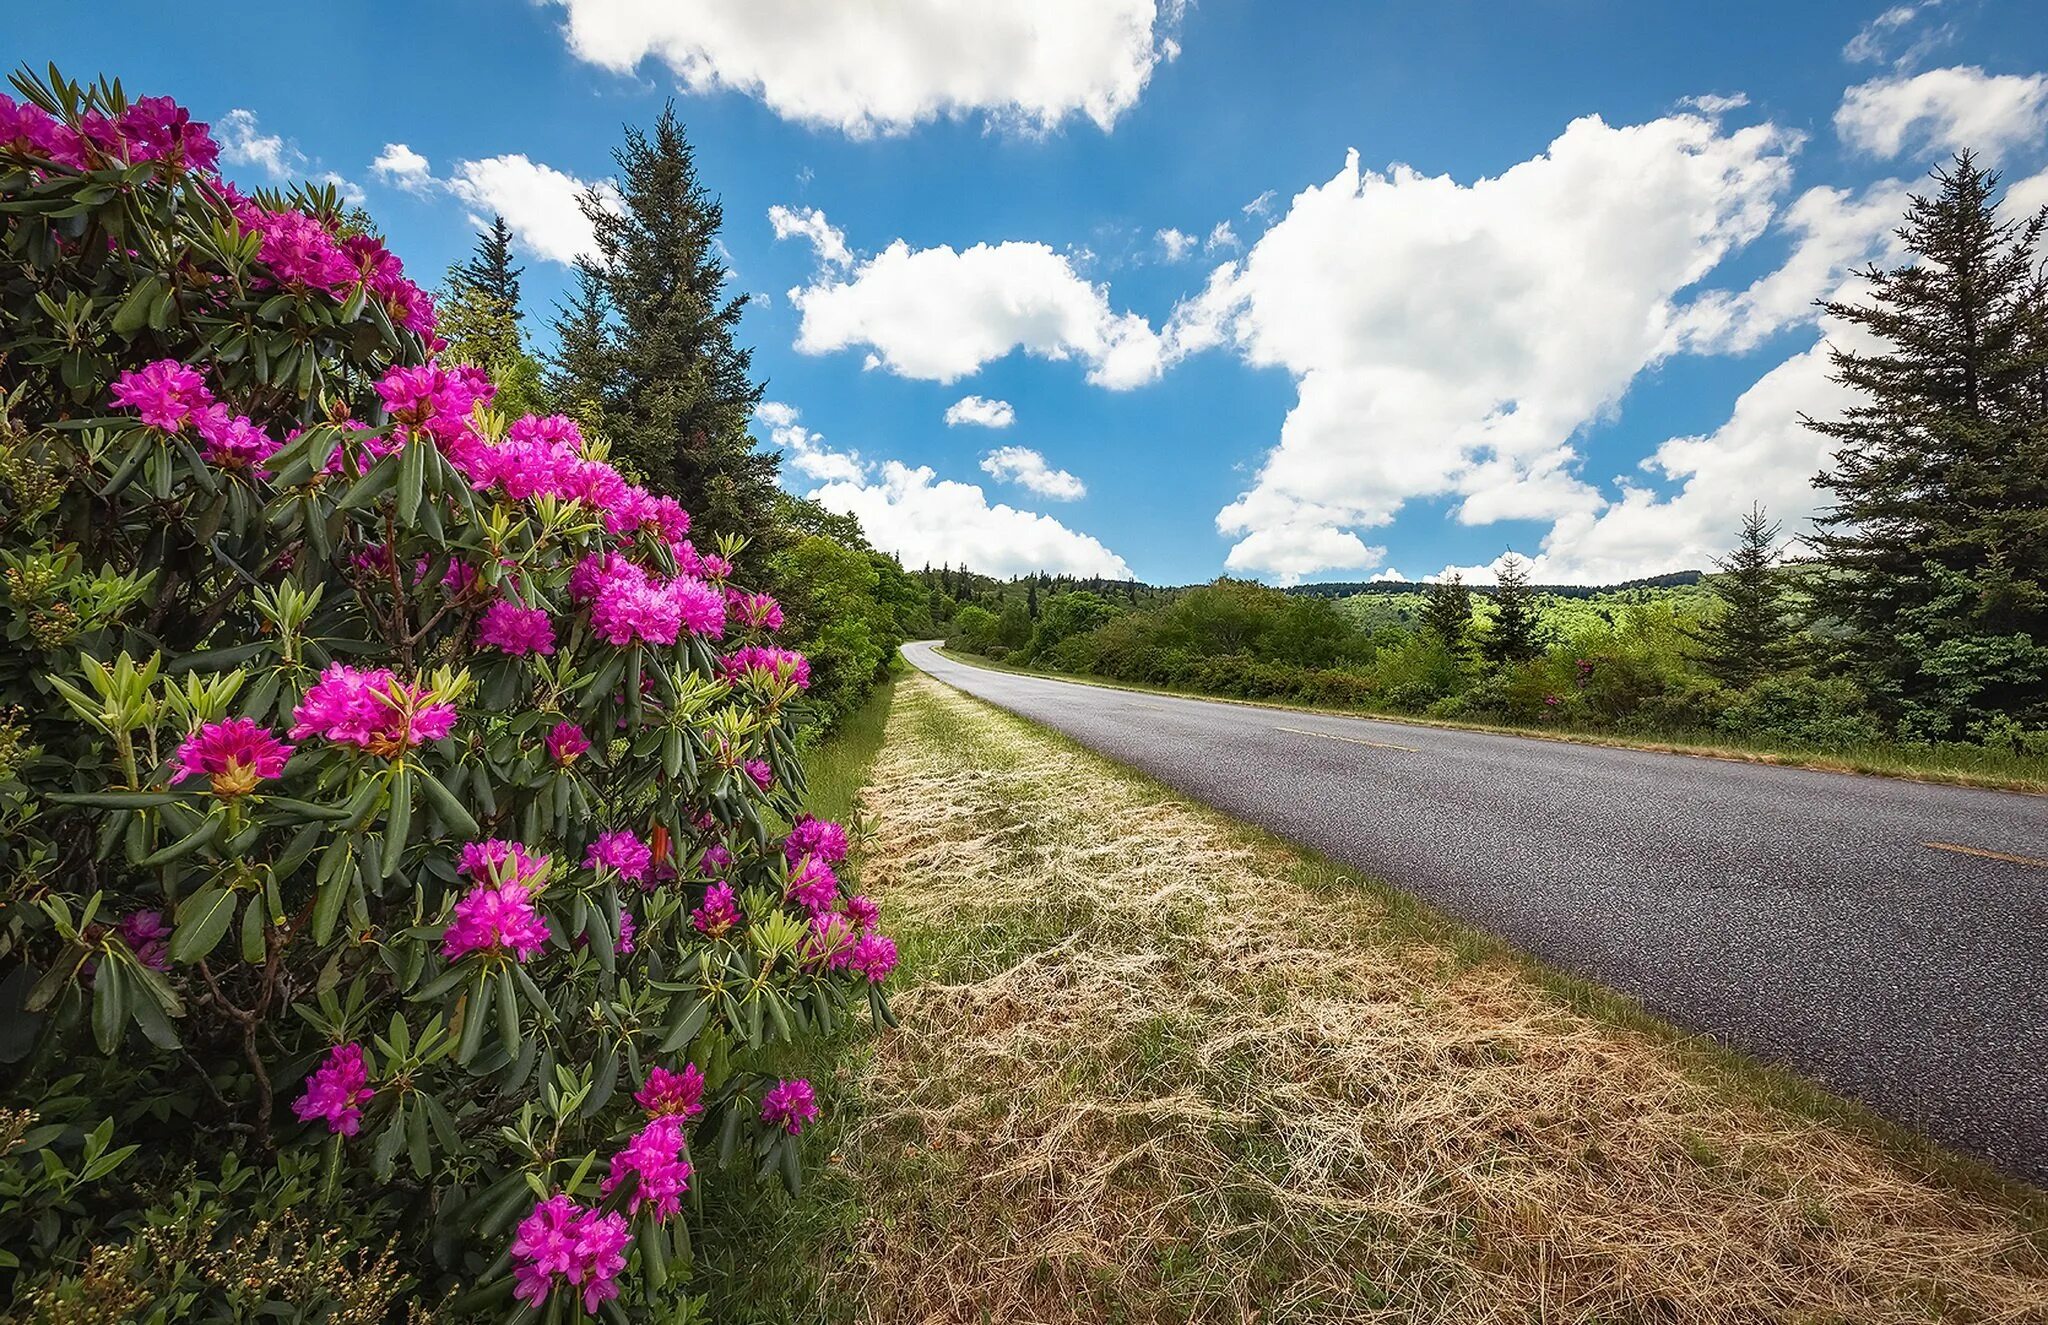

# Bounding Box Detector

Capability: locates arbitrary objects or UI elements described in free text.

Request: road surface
[901,642,2048,1182]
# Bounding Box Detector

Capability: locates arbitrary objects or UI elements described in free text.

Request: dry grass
[832,673,2048,1324]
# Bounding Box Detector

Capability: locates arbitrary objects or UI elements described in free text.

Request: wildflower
[722,645,810,691]
[292,1043,374,1136]
[192,406,281,470]
[114,95,217,170]
[477,600,556,656]
[744,758,774,791]
[546,721,591,765]
[635,1063,706,1120]
[784,816,849,867]
[691,882,741,937]
[116,910,170,972]
[585,830,652,884]
[846,933,899,984]
[585,557,726,647]
[289,663,457,754]
[109,359,212,432]
[601,1115,692,1220]
[511,1196,631,1314]
[172,717,293,798]
[760,1078,819,1135]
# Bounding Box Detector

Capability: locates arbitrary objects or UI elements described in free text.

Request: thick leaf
[169,886,237,964]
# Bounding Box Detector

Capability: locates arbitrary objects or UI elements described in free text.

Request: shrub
[0,73,895,1320]
[1717,674,1884,750]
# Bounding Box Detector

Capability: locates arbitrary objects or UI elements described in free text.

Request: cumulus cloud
[1156,227,1197,261]
[372,142,434,193]
[545,0,1182,137]
[768,204,851,267]
[981,445,1086,500]
[219,109,362,202]
[755,401,867,484]
[1205,220,1240,253]
[811,462,1131,576]
[445,156,619,265]
[2008,167,2048,217]
[1836,66,2048,162]
[944,395,1016,428]
[783,218,1167,388]
[1184,112,1797,579]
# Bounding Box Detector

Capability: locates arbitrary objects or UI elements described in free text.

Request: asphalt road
[901,642,2048,1183]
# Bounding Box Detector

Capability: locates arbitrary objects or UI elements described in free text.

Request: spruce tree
[455,214,522,314]
[1419,571,1473,653]
[1694,503,1799,687]
[1479,554,1544,666]
[440,216,541,414]
[548,104,775,547]
[1806,154,2048,736]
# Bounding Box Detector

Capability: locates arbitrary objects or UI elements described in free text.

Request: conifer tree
[440,216,541,414]
[1420,571,1474,653]
[1694,503,1799,687]
[1806,154,2048,736]
[1479,554,1544,666]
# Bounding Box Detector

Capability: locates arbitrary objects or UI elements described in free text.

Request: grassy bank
[803,671,2045,1322]
[936,647,2048,794]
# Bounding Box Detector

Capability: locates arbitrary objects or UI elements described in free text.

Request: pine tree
[1419,571,1473,653]
[1806,154,2048,736]
[1694,503,1800,687]
[455,215,522,314]
[440,217,541,414]
[546,104,776,547]
[1479,554,1544,666]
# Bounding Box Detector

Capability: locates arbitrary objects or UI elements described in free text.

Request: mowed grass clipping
[828,672,2048,1324]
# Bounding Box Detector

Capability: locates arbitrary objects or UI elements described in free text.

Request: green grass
[691,676,896,1325]
[932,646,2048,795]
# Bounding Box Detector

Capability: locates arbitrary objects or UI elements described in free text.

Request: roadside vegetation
[811,673,2048,1322]
[927,159,2048,788]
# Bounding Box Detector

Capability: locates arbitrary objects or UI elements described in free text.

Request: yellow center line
[1275,725,1419,754]
[1922,841,2048,870]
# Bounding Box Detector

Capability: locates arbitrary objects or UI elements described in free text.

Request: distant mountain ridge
[1286,570,1706,600]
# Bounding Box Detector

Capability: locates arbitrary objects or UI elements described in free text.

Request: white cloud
[217,109,297,180]
[981,445,1086,500]
[545,0,1182,137]
[1189,112,1797,579]
[1156,227,1197,261]
[811,461,1132,577]
[372,142,434,193]
[768,204,851,267]
[1680,92,1750,115]
[1205,220,1240,253]
[1844,5,1920,64]
[1843,3,1954,69]
[445,156,619,266]
[787,220,1166,388]
[2008,167,2048,217]
[944,395,1016,428]
[1836,66,2048,162]
[1242,189,1278,218]
[320,172,367,207]
[755,400,867,483]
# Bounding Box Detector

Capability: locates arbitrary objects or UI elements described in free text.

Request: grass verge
[932,646,2048,795]
[823,671,2046,1323]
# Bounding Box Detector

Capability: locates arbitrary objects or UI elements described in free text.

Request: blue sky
[11,2,2048,585]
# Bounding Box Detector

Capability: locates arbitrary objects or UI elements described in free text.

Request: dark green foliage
[1693,504,1801,687]
[1419,572,1474,653]
[1479,555,1544,667]
[439,215,543,416]
[455,214,522,313]
[1807,154,2048,739]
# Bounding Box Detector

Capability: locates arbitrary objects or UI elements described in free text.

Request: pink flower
[847,933,899,984]
[192,406,281,470]
[115,95,217,171]
[691,882,741,937]
[0,94,81,164]
[245,206,358,294]
[726,590,783,632]
[615,910,636,956]
[635,1064,706,1120]
[585,830,652,884]
[585,557,727,647]
[546,722,591,766]
[477,600,556,656]
[760,1078,819,1136]
[806,911,857,971]
[744,759,774,791]
[290,664,457,755]
[700,843,733,873]
[116,910,170,972]
[722,646,810,692]
[292,1043,374,1136]
[784,816,849,867]
[458,838,547,886]
[172,717,293,798]
[844,894,881,934]
[512,1196,632,1314]
[442,844,551,961]
[786,854,840,916]
[601,1115,692,1220]
[110,359,212,432]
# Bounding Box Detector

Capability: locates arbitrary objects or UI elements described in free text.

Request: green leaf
[239,889,267,963]
[454,970,491,1066]
[495,968,521,1061]
[169,886,237,964]
[47,790,187,810]
[413,766,479,838]
[396,435,426,526]
[91,958,127,1054]
[138,814,220,868]
[659,995,713,1054]
[381,764,412,879]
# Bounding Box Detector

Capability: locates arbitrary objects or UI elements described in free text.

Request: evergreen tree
[1694,503,1799,687]
[440,216,542,414]
[1806,154,2048,736]
[1419,571,1473,653]
[455,215,522,314]
[1479,555,1544,666]
[546,104,776,547]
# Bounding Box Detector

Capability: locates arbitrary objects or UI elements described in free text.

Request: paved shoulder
[900,642,2048,1182]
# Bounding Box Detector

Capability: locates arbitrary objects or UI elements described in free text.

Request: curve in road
[901,641,2048,1183]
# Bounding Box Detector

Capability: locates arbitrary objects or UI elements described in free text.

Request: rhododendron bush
[0,71,894,1320]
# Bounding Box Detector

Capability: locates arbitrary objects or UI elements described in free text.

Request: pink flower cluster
[574,554,726,648]
[110,360,212,432]
[511,1196,631,1314]
[691,882,741,937]
[292,1043,374,1136]
[442,841,551,962]
[193,405,281,469]
[478,600,556,656]
[116,910,170,972]
[459,838,547,886]
[601,1114,692,1219]
[585,829,652,884]
[635,1064,706,1120]
[0,93,217,172]
[744,759,774,791]
[546,721,591,765]
[615,910,637,955]
[229,196,436,337]
[289,663,456,755]
[172,717,292,798]
[847,933,899,983]
[784,817,849,867]
[785,853,840,915]
[722,646,810,692]
[727,590,783,632]
[760,1078,819,1136]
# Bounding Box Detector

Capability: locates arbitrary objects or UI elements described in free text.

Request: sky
[11,1,2048,586]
